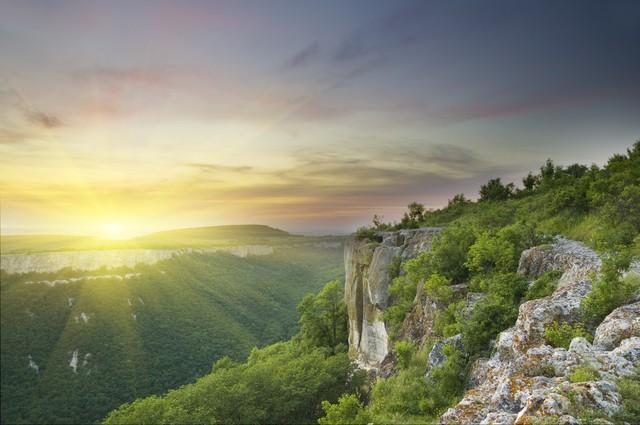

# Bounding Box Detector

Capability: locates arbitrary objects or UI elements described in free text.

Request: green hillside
[1,243,344,424]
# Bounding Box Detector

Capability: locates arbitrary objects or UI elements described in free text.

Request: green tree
[318,395,371,425]
[466,232,517,276]
[479,178,514,201]
[297,280,348,352]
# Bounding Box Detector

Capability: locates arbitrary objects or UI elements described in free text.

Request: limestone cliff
[344,228,441,368]
[440,238,640,424]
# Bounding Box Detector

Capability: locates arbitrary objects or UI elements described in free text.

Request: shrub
[569,364,600,383]
[422,344,466,414]
[462,294,519,355]
[405,222,477,284]
[580,252,639,326]
[368,365,431,421]
[543,321,592,349]
[384,275,417,337]
[395,341,416,370]
[354,226,379,240]
[318,394,371,425]
[526,270,562,300]
[434,301,464,338]
[465,232,517,275]
[423,273,453,304]
[613,369,640,424]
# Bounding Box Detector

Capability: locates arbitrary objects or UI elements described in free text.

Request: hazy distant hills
[0,225,306,254]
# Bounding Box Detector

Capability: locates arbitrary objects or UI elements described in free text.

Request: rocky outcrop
[517,237,601,287]
[593,303,640,351]
[440,239,640,425]
[344,228,441,368]
[399,282,482,353]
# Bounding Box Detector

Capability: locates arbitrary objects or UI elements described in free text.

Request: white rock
[593,302,640,351]
[69,350,79,373]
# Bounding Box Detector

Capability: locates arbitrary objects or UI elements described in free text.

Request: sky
[1,0,639,236]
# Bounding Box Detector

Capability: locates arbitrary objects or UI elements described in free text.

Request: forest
[1,243,343,424]
[104,142,639,424]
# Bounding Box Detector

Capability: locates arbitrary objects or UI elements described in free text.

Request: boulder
[593,302,640,351]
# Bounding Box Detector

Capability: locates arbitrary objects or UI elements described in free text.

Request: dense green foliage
[297,280,348,353]
[105,341,359,425]
[371,142,640,253]
[580,252,640,326]
[569,364,600,383]
[525,269,562,301]
[543,321,592,349]
[103,280,362,425]
[1,245,343,424]
[318,395,371,425]
[614,369,640,424]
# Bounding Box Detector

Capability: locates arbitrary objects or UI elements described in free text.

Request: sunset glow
[1,1,639,235]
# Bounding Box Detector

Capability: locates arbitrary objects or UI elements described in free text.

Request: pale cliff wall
[0,245,276,274]
[344,228,441,368]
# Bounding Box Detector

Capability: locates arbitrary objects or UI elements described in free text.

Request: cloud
[286,42,321,68]
[0,129,33,145]
[187,163,253,173]
[334,37,368,62]
[25,110,63,128]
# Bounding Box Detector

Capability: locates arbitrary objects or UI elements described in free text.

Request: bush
[543,321,592,349]
[423,273,453,304]
[462,273,528,355]
[466,232,517,276]
[354,226,379,240]
[434,301,464,338]
[422,344,466,414]
[318,395,371,425]
[368,365,432,422]
[462,294,519,355]
[580,252,639,326]
[384,275,418,337]
[613,369,640,424]
[569,364,600,383]
[526,270,562,300]
[395,341,416,370]
[405,222,477,284]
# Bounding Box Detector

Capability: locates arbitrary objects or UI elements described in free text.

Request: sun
[103,223,124,239]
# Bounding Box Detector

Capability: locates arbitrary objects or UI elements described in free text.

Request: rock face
[399,282,480,351]
[440,238,640,425]
[344,228,441,368]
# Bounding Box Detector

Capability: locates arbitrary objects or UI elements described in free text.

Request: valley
[0,226,345,424]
